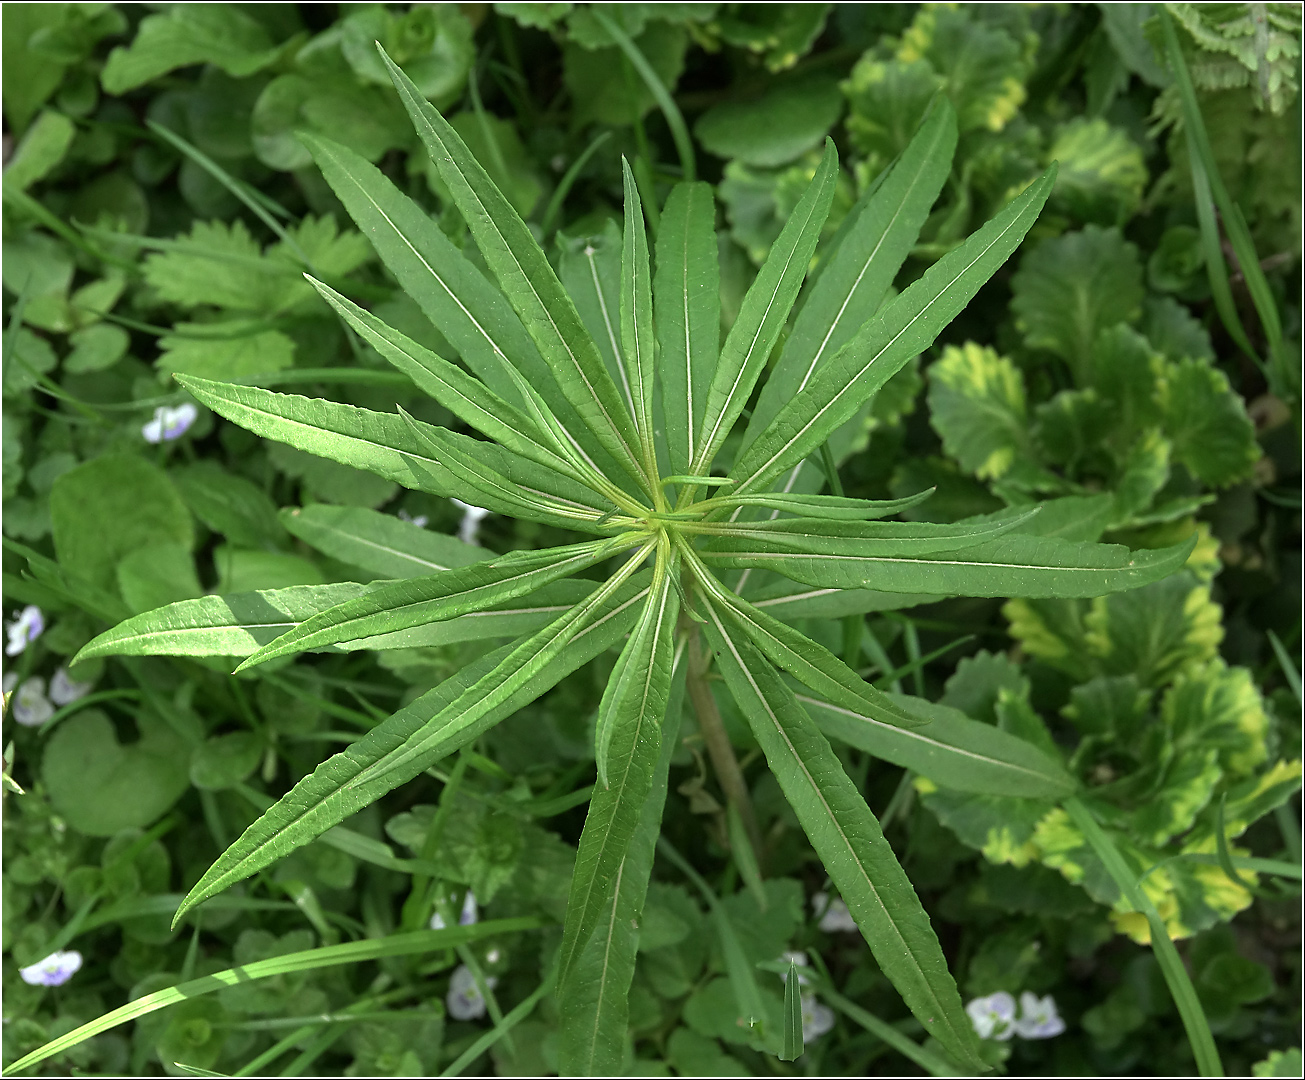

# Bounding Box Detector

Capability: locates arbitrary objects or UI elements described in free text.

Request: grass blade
[1064,796,1223,1077]
[591,10,696,183]
[7,920,543,1075]
[1160,10,1281,362]
[441,966,557,1077]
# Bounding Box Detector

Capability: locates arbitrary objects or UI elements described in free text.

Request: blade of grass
[147,121,314,269]
[540,131,613,236]
[1266,629,1302,706]
[440,966,556,1077]
[1160,10,1282,372]
[1063,797,1222,1077]
[808,973,959,1076]
[8,920,543,1074]
[592,10,696,183]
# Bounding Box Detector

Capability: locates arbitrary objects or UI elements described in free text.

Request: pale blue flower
[5,606,44,656]
[11,677,53,727]
[967,991,1018,1040]
[430,889,477,931]
[446,963,497,1021]
[142,403,197,443]
[49,667,94,706]
[452,499,490,545]
[813,891,858,932]
[20,950,82,987]
[1014,991,1065,1039]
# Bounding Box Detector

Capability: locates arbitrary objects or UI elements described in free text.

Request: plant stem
[686,623,765,865]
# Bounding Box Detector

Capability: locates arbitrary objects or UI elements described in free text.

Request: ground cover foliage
[1,3,1300,1077]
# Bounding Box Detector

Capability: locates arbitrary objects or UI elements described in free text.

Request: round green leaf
[50,454,195,592]
[41,709,191,837]
[190,732,263,791]
[696,77,843,167]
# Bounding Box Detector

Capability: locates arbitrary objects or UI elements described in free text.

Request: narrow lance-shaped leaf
[301,132,618,484]
[175,374,462,498]
[71,578,601,661]
[693,140,839,477]
[800,689,1076,799]
[655,181,720,475]
[695,509,1036,559]
[277,505,490,581]
[698,488,935,523]
[742,98,958,455]
[236,538,632,672]
[620,159,658,472]
[309,278,604,491]
[379,46,651,494]
[700,603,984,1071]
[73,584,374,662]
[558,544,680,996]
[557,642,688,1075]
[6,921,544,1077]
[300,134,548,410]
[682,546,931,732]
[704,531,1197,598]
[781,958,804,1062]
[731,167,1057,496]
[396,408,618,530]
[175,552,655,922]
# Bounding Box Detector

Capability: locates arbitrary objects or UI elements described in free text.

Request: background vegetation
[2,3,1300,1076]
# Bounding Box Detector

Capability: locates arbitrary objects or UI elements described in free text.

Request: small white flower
[485,947,501,964]
[429,889,478,931]
[49,667,94,707]
[800,993,836,1042]
[397,509,429,528]
[446,963,497,1021]
[451,499,490,546]
[1014,991,1065,1039]
[5,606,44,656]
[813,891,858,933]
[142,403,197,443]
[3,671,19,694]
[11,677,54,727]
[20,950,82,987]
[967,991,1018,1041]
